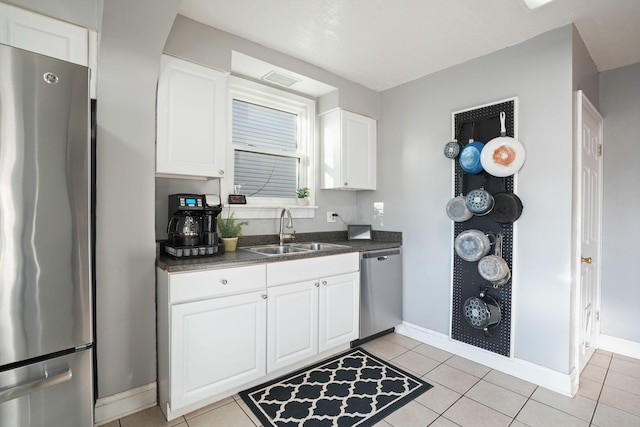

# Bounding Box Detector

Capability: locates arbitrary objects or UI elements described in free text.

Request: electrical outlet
[327,212,337,223]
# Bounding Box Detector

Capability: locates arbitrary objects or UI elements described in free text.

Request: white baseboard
[395,322,575,396]
[94,382,157,426]
[599,334,640,360]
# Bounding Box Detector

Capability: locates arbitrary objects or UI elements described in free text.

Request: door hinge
[596,311,600,322]
[597,144,603,156]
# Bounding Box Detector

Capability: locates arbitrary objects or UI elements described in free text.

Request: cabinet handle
[220,279,228,285]
[314,282,319,287]
[219,170,225,175]
[261,294,267,299]
[344,182,348,186]
[322,280,327,286]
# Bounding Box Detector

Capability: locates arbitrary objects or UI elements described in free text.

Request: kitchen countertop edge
[156,240,401,273]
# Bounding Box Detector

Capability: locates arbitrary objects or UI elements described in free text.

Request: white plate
[480,136,526,177]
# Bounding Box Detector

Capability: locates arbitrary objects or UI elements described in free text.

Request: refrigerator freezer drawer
[0,349,93,427]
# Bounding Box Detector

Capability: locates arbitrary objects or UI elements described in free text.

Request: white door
[319,272,360,352]
[267,281,319,373]
[576,90,604,373]
[170,291,266,411]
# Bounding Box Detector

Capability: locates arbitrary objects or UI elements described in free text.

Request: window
[232,99,298,198]
[226,77,316,218]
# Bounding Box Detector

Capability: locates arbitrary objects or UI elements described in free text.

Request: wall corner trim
[94,382,157,426]
[599,334,640,360]
[395,322,575,396]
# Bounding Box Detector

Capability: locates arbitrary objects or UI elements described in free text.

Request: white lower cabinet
[170,291,266,411]
[157,264,267,420]
[267,280,319,372]
[157,252,360,420]
[266,253,360,373]
[318,272,360,352]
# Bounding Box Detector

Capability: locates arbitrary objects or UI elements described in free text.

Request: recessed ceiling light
[262,71,300,87]
[521,0,555,10]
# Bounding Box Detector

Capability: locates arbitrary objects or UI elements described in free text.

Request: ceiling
[178,0,640,92]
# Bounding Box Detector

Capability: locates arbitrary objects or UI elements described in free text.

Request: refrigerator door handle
[0,368,72,404]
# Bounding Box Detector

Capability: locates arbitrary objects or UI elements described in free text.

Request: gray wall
[95,0,180,398]
[165,15,380,119]
[599,62,640,343]
[572,27,599,107]
[155,178,359,239]
[357,26,576,373]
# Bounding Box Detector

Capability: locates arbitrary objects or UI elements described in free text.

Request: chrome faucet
[279,207,295,246]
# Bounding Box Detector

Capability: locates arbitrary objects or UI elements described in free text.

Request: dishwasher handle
[361,248,401,259]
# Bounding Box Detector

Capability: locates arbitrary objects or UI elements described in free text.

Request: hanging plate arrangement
[459,140,484,174]
[454,229,493,262]
[444,123,464,159]
[463,291,501,330]
[481,112,526,177]
[465,183,494,216]
[446,173,473,222]
[478,233,510,286]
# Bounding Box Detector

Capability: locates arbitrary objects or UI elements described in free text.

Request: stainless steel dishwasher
[355,247,403,345]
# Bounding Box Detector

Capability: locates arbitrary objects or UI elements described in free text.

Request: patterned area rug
[239,348,432,427]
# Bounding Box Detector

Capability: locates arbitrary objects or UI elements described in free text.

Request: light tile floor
[105,333,640,427]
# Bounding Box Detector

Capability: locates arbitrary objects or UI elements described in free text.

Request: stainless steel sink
[241,245,310,256]
[240,242,348,256]
[288,242,349,251]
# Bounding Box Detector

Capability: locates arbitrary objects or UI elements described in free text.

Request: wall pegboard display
[450,98,518,357]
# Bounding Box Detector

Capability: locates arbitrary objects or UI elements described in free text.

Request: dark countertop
[156,231,402,273]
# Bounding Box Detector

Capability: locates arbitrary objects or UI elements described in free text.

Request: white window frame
[225,76,316,219]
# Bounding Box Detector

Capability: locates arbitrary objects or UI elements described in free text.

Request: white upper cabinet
[321,109,377,190]
[156,55,228,178]
[0,2,97,97]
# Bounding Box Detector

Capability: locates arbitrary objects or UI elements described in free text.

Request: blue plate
[459,141,484,174]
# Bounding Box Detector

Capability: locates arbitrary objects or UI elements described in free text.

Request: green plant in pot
[217,212,249,252]
[296,187,310,205]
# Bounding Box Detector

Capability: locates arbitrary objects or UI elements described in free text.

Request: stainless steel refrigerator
[0,43,93,426]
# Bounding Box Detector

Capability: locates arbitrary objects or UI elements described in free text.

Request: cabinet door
[170,291,266,411]
[0,3,88,66]
[321,109,376,190]
[319,272,360,352]
[267,281,319,373]
[342,111,376,190]
[0,3,97,97]
[157,55,227,178]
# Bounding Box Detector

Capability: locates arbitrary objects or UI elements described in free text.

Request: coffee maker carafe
[167,213,201,246]
[163,194,223,257]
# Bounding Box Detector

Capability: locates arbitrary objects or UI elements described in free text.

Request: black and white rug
[239,348,432,427]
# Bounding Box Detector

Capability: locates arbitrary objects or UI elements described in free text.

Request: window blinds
[232,99,299,197]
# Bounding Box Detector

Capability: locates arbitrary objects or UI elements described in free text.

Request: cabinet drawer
[169,264,266,304]
[267,253,359,287]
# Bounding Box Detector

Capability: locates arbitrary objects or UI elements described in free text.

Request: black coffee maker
[163,194,223,257]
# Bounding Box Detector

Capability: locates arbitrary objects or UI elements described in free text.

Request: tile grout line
[509,384,538,426]
[236,398,261,426]
[586,354,612,426]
